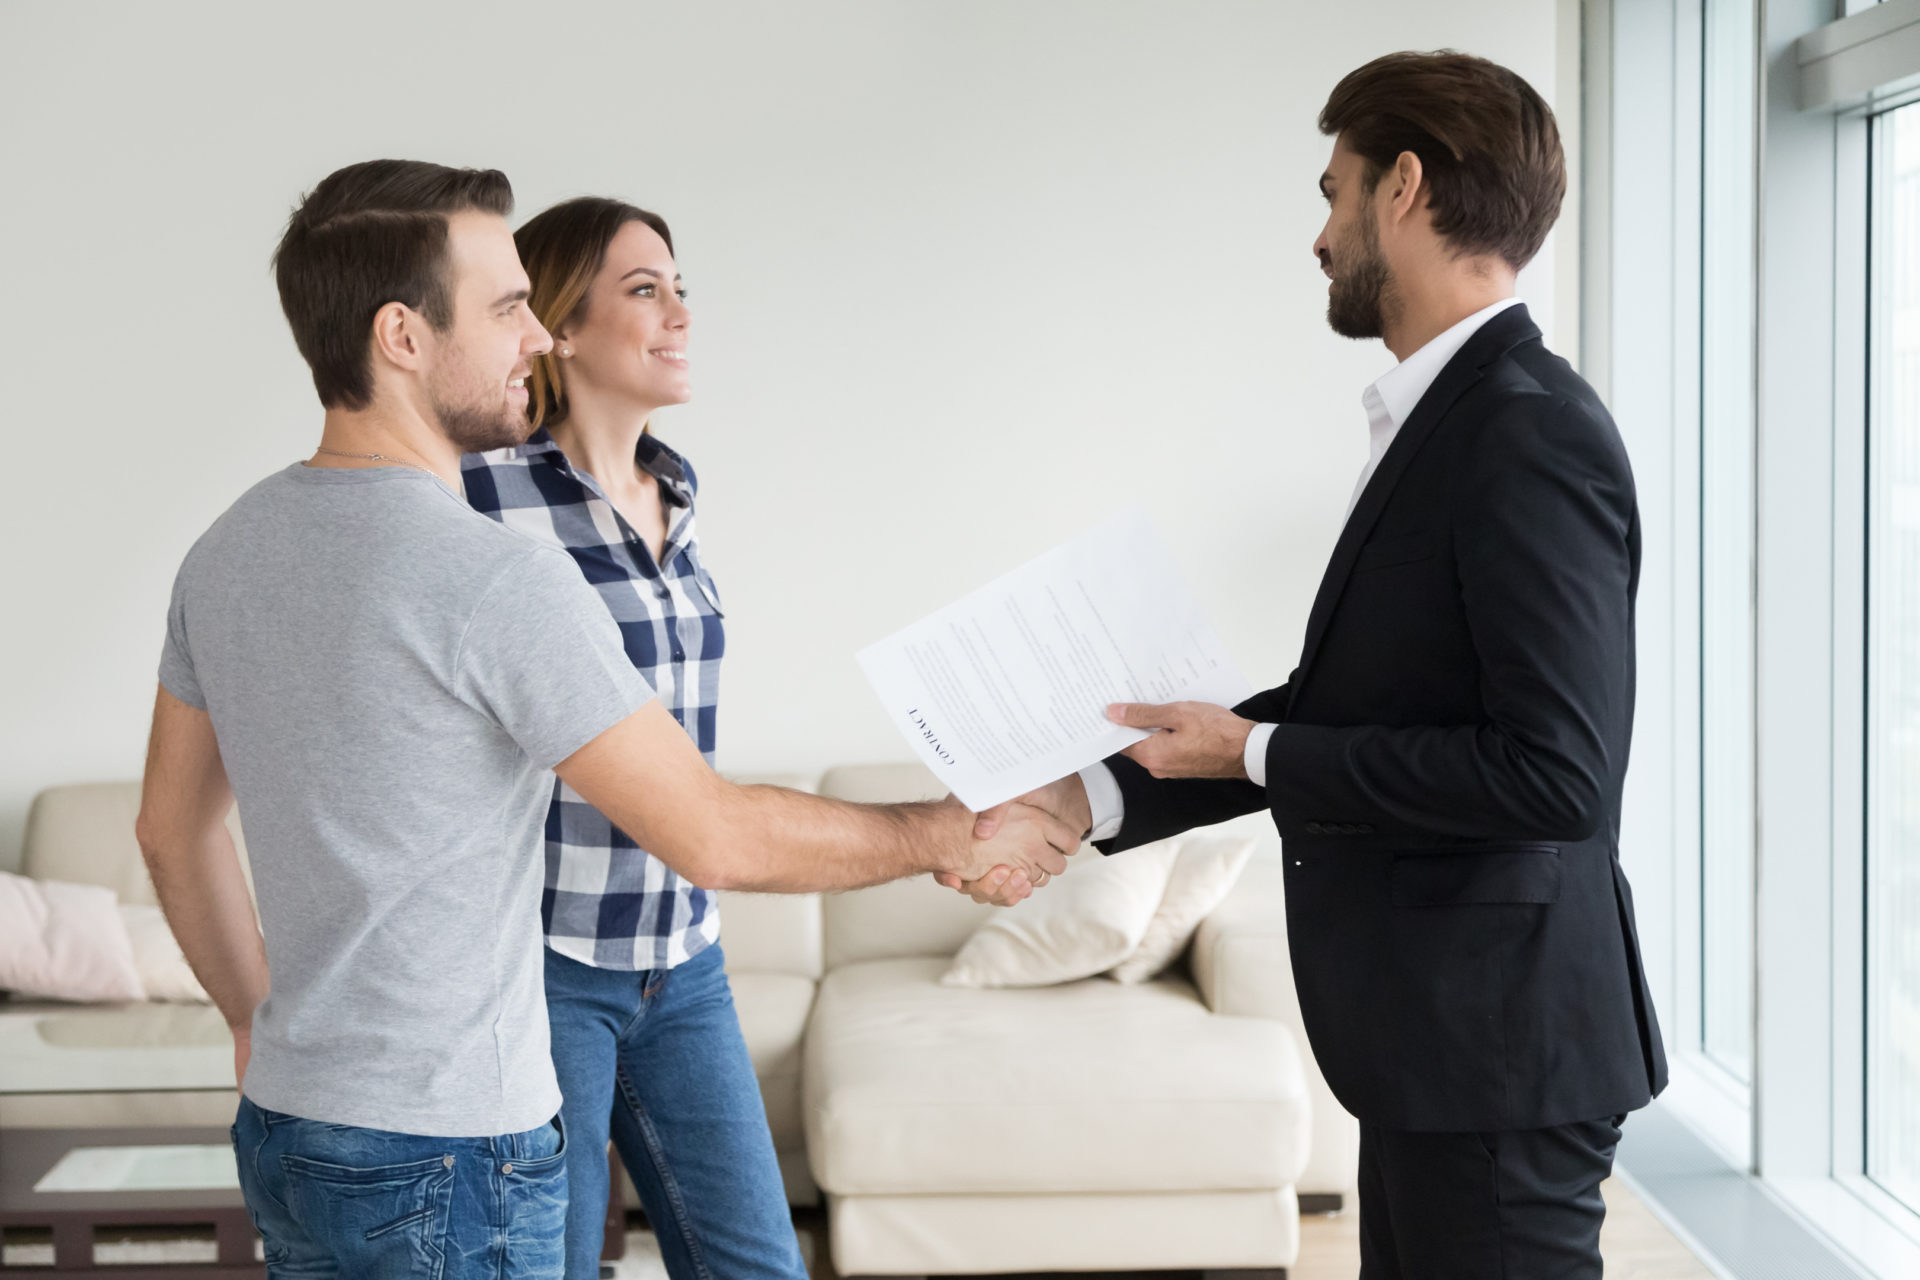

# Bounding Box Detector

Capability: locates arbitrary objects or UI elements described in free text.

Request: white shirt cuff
[1243,723,1277,788]
[1079,763,1125,842]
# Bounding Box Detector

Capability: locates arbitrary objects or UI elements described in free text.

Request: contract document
[857,508,1252,811]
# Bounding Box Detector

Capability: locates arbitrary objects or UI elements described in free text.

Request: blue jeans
[545,943,807,1280]
[231,1096,567,1278]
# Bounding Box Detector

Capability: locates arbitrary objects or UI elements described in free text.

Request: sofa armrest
[1191,847,1361,1201]
[1191,853,1292,1020]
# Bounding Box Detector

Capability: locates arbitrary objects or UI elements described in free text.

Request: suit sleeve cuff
[1243,723,1277,789]
[1079,763,1125,842]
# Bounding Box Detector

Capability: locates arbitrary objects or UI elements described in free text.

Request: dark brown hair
[1319,51,1564,271]
[272,159,515,410]
[513,197,675,432]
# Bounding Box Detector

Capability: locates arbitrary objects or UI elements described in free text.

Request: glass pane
[1700,0,1757,1083]
[1868,99,1920,1211]
[33,1145,239,1194]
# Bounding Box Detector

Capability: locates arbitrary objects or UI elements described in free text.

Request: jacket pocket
[1390,845,1562,906]
[1353,531,1439,573]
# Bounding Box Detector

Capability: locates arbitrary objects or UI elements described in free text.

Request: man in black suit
[950,50,1665,1278]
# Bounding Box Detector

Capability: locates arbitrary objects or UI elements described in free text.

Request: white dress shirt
[1081,297,1522,840]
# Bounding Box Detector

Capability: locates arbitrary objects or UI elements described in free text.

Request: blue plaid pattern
[462,430,724,971]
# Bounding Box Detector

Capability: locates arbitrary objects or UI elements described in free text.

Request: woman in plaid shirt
[462,198,804,1280]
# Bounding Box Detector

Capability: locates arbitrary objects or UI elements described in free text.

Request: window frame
[1587,0,1920,1273]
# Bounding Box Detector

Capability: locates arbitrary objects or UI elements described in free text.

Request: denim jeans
[231,1096,567,1278]
[545,943,808,1280]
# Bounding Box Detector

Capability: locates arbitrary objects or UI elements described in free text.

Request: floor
[1,1178,1716,1278]
[1287,1178,1716,1280]
[601,1177,1716,1279]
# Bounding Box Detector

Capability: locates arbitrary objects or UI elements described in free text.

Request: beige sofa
[1,765,1358,1277]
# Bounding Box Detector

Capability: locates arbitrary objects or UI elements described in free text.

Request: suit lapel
[1289,306,1543,697]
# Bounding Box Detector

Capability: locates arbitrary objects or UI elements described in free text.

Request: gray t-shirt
[158,463,651,1137]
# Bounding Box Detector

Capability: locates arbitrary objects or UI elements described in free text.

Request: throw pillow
[941,837,1181,988]
[120,904,213,1003]
[0,871,145,1003]
[1108,835,1257,984]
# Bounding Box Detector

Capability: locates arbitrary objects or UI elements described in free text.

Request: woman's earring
[560,347,572,357]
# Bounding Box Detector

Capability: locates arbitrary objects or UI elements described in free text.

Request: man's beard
[428,371,531,453]
[1325,214,1396,341]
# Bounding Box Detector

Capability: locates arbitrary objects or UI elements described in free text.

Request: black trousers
[1356,1115,1625,1279]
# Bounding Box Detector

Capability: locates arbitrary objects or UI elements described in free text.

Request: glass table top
[33,1144,239,1193]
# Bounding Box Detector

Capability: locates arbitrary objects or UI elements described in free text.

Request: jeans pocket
[499,1119,568,1280]
[282,1151,455,1277]
[230,1105,290,1265]
[511,1114,567,1171]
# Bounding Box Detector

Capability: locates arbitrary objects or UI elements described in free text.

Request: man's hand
[1109,701,1256,779]
[945,865,1036,908]
[969,774,1092,843]
[949,801,1079,887]
[936,775,1092,904]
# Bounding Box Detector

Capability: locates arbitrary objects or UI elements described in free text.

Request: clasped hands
[936,700,1257,907]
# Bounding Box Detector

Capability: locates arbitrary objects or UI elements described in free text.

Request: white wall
[0,0,1568,867]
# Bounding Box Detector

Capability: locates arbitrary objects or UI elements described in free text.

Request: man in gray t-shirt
[136,160,1072,1278]
[158,463,647,1137]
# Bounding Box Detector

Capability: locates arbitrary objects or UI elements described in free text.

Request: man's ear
[1385,150,1426,226]
[370,301,425,375]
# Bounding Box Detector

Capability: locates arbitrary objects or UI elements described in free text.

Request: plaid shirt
[462,430,725,970]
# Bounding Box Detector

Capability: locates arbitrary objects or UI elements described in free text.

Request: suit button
[1305,822,1325,836]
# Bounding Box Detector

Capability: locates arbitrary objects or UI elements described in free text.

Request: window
[1595,0,1920,1270]
[1699,0,1757,1087]
[1868,97,1920,1215]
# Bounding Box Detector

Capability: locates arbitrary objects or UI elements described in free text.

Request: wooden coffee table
[0,1005,623,1272]
[0,1126,259,1277]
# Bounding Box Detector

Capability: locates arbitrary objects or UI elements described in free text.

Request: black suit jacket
[1098,305,1666,1133]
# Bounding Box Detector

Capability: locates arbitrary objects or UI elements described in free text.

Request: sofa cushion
[22,782,252,907]
[942,837,1180,988]
[1111,835,1257,984]
[822,874,999,969]
[0,1000,234,1094]
[119,904,212,1003]
[717,893,823,981]
[804,957,1309,1195]
[714,772,825,981]
[0,873,145,1003]
[816,763,1001,968]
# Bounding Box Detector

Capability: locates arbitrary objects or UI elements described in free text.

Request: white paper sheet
[858,508,1252,810]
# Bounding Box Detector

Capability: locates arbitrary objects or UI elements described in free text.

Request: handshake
[934,773,1095,908]
[929,698,1259,908]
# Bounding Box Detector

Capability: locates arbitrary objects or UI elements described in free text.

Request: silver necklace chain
[312,446,444,482]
